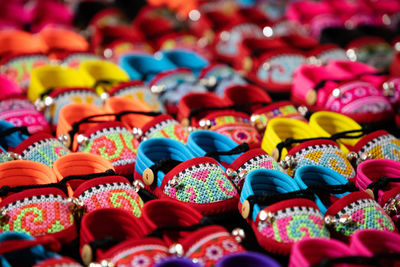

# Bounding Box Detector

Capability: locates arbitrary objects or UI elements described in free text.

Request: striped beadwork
[78,126,139,169]
[77,182,143,217]
[20,138,70,167]
[234,154,284,189]
[288,143,355,180]
[329,198,395,236]
[0,97,49,133]
[44,89,102,125]
[142,118,188,143]
[0,194,74,236]
[209,115,261,146]
[257,206,329,243]
[185,230,244,266]
[357,134,400,164]
[163,162,238,204]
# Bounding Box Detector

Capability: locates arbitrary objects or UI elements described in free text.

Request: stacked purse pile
[1,0,400,266]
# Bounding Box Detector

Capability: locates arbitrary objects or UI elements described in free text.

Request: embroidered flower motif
[221,239,238,252]
[130,255,151,267]
[205,245,223,261]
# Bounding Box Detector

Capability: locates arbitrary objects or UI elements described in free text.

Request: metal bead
[132,128,143,139]
[168,178,179,187]
[283,155,297,169]
[360,152,373,162]
[338,214,352,225]
[346,152,358,161]
[332,88,342,99]
[34,98,45,112]
[259,210,274,224]
[186,126,197,133]
[103,48,113,59]
[382,81,395,97]
[132,180,144,192]
[297,106,309,117]
[279,160,289,169]
[199,119,211,129]
[324,215,336,225]
[58,134,71,148]
[151,84,166,94]
[100,92,109,100]
[238,170,248,180]
[231,227,245,243]
[169,243,184,256]
[6,152,22,160]
[200,76,217,87]
[76,134,89,147]
[0,207,6,218]
[226,168,238,178]
[67,197,85,218]
[262,62,271,71]
[385,198,400,216]
[346,49,357,61]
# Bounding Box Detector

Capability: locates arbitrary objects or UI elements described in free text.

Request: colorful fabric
[324,81,392,115]
[257,205,329,243]
[163,162,238,204]
[0,194,74,236]
[77,182,143,217]
[208,115,261,146]
[142,118,188,143]
[110,243,169,266]
[287,142,356,180]
[44,89,102,125]
[111,83,164,112]
[185,230,244,266]
[357,133,400,164]
[78,126,139,173]
[150,69,207,106]
[200,65,246,96]
[350,41,394,71]
[19,137,70,168]
[0,97,49,133]
[0,153,12,163]
[327,198,395,236]
[234,154,284,190]
[255,104,305,129]
[2,54,49,90]
[256,54,306,87]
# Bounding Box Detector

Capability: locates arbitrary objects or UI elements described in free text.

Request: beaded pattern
[0,98,49,133]
[142,119,188,143]
[152,71,207,106]
[257,206,329,243]
[330,198,395,236]
[2,54,49,90]
[62,53,101,69]
[0,194,74,236]
[209,115,261,146]
[78,126,139,168]
[185,231,244,266]
[256,54,306,86]
[77,182,143,217]
[201,65,246,96]
[324,81,392,115]
[44,90,102,125]
[163,163,238,204]
[20,138,70,167]
[357,134,400,163]
[234,154,284,189]
[257,105,305,126]
[288,143,356,179]
[110,244,168,267]
[111,84,164,112]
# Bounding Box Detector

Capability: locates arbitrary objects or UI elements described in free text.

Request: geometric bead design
[163,162,238,204]
[0,194,74,236]
[329,198,395,236]
[288,142,356,180]
[77,182,143,218]
[20,138,70,167]
[257,205,330,244]
[357,134,400,164]
[185,230,245,266]
[142,118,188,143]
[78,126,139,168]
